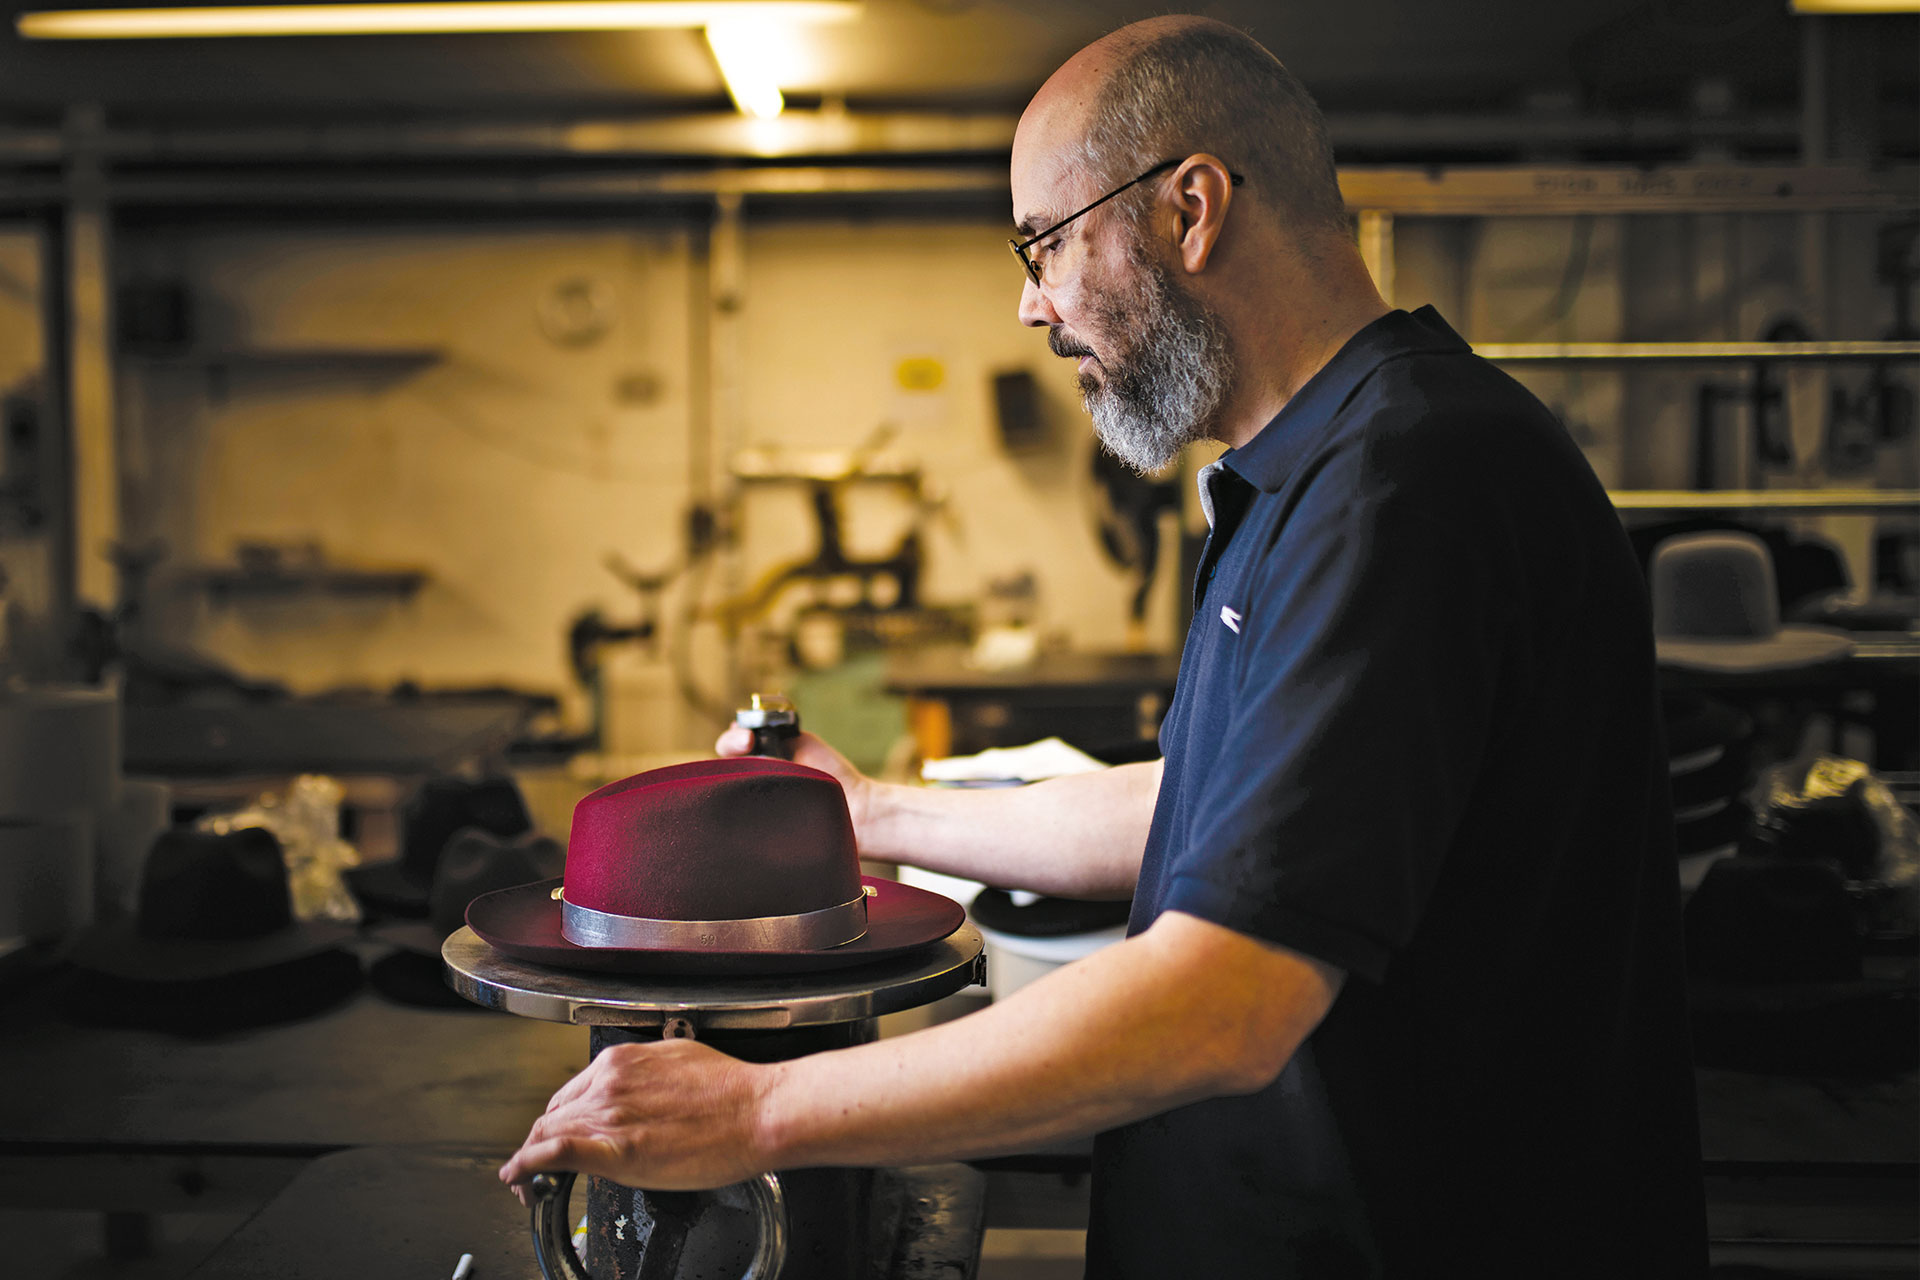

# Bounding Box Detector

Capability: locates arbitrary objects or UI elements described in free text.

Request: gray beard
[1076,253,1235,475]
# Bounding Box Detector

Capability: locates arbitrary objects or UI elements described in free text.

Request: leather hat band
[560,889,869,952]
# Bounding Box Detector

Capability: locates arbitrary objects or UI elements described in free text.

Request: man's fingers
[504,1038,753,1199]
[714,725,753,756]
[499,1134,617,1190]
[499,1134,572,1183]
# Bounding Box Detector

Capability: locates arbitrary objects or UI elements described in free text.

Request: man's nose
[1017,273,1059,328]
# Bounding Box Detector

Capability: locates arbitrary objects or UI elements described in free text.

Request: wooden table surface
[1697,1066,1919,1168]
[1,951,1913,1264]
[4,962,1914,1163]
[0,957,586,1223]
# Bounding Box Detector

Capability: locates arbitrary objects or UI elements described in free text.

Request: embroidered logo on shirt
[1220,606,1242,634]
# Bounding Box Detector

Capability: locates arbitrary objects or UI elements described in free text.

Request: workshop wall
[1396,215,1628,483]
[119,225,699,736]
[104,206,1906,751]
[730,216,1166,646]
[1394,209,1910,584]
[113,217,1165,752]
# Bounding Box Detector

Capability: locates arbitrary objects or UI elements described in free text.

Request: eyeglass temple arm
[1013,162,1244,253]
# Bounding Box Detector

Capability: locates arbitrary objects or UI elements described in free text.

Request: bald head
[1015,17,1349,243]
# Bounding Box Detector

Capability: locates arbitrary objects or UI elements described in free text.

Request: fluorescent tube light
[17,0,856,38]
[1790,0,1920,10]
[704,18,784,119]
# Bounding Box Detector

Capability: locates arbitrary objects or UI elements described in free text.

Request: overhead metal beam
[0,105,1817,167]
[0,112,1019,164]
[2,159,1912,217]
[59,166,1007,208]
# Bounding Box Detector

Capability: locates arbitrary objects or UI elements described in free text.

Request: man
[503,17,1707,1275]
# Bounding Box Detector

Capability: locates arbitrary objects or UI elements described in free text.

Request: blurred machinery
[558,427,967,758]
[1088,447,1181,647]
[565,550,672,749]
[715,426,951,637]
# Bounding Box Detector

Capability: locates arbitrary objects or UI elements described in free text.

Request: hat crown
[428,828,564,937]
[1651,532,1781,641]
[138,827,292,941]
[402,774,531,879]
[564,758,861,924]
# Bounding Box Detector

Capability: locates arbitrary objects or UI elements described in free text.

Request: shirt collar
[1195,457,1230,528]
[1216,305,1470,496]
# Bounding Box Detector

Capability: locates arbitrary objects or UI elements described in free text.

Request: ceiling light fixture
[15,0,857,39]
[703,19,784,119]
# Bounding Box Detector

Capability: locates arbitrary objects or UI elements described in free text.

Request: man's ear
[1165,154,1235,275]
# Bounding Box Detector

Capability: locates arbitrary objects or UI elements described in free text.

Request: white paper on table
[920,736,1109,784]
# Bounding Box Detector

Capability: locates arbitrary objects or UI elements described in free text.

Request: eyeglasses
[1009,158,1245,287]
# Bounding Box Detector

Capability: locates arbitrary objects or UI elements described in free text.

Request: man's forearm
[752,911,1343,1172]
[852,759,1160,899]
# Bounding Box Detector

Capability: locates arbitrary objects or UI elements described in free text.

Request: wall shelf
[1342,164,1919,217]
[125,347,443,372]
[1607,490,1920,514]
[181,565,430,603]
[124,346,445,403]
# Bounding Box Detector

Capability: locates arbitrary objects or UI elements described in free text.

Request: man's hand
[498,1038,774,1204]
[713,725,874,828]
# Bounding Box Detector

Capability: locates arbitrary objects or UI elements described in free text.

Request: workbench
[1,956,1913,1274]
[180,1148,987,1279]
[0,956,584,1245]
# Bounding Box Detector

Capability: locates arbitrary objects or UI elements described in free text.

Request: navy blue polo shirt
[1084,307,1706,1279]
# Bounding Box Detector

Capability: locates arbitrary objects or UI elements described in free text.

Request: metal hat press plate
[442,923,986,1031]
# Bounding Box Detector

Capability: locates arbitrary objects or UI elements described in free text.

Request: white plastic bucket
[974,921,1130,1001]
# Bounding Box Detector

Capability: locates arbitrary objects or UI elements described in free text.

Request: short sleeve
[1162,430,1514,983]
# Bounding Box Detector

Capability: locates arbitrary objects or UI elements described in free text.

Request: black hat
[346,775,531,919]
[1683,855,1919,1072]
[1663,694,1756,858]
[367,827,563,1010]
[1685,856,1860,985]
[72,827,355,982]
[66,827,362,1034]
[969,888,1132,939]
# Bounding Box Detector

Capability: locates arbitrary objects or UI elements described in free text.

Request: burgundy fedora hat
[466,757,964,976]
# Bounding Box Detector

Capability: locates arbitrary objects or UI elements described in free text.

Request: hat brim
[1657,626,1854,674]
[367,918,444,957]
[66,948,365,1036]
[69,914,357,983]
[367,947,485,1010]
[466,875,965,976]
[1689,973,1919,1073]
[343,860,432,917]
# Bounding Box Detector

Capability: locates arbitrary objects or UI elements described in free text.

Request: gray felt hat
[1651,532,1855,674]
